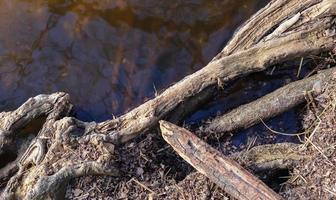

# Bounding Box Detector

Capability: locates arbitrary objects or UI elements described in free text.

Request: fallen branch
[204,67,336,134]
[165,143,311,199]
[159,120,283,200]
[164,142,304,199]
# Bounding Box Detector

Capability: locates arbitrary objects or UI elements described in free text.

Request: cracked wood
[160,121,283,200]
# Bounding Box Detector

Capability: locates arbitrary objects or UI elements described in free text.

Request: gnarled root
[2,116,119,200]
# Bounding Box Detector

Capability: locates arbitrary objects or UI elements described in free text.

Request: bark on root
[204,67,336,135]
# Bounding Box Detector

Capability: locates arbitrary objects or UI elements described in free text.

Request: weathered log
[159,120,283,200]
[167,142,305,200]
[204,67,336,134]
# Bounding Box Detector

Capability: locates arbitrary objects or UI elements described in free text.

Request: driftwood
[0,0,334,199]
[159,120,282,200]
[204,67,336,134]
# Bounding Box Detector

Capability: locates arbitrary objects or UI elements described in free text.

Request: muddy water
[0,0,270,122]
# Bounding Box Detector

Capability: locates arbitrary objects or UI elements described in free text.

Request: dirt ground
[65,130,228,199]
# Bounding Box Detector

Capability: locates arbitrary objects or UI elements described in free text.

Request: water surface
[0,0,268,121]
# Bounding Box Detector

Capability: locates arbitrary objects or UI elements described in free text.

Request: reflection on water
[0,0,268,121]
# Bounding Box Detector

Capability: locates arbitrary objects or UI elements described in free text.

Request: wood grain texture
[160,120,283,200]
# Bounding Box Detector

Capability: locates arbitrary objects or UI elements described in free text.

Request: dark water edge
[0,0,269,122]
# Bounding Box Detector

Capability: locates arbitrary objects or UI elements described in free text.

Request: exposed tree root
[0,93,71,157]
[0,95,119,199]
[171,0,336,123]
[215,0,336,57]
[2,115,120,200]
[204,67,336,135]
[0,0,334,199]
[0,93,72,188]
[97,0,336,143]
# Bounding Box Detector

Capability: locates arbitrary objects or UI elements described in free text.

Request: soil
[65,132,226,199]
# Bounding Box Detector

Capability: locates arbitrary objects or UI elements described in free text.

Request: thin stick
[131,178,155,194]
[297,57,304,77]
[260,118,306,136]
